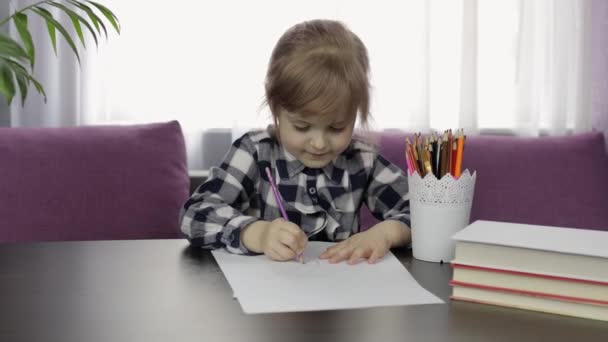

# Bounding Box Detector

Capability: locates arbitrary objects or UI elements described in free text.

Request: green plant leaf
[0,34,30,61]
[50,2,99,48]
[32,8,58,55]
[15,71,28,106]
[86,1,120,33]
[13,13,35,68]
[46,20,57,54]
[32,6,81,63]
[5,58,47,103]
[0,62,16,105]
[28,75,46,102]
[66,0,107,39]
[69,16,85,48]
[48,3,85,49]
[65,0,99,33]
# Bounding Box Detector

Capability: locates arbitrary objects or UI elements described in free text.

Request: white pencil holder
[407,170,477,263]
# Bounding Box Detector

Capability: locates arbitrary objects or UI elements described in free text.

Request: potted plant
[0,0,119,106]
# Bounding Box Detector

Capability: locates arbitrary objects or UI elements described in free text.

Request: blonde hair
[264,19,371,128]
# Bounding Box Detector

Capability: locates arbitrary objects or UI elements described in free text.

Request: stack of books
[450,220,608,322]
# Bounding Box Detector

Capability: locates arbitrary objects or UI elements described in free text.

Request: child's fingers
[347,247,367,265]
[265,248,280,261]
[292,227,308,252]
[281,221,305,235]
[319,242,345,259]
[297,235,308,255]
[368,248,383,264]
[319,245,333,259]
[319,246,333,259]
[271,244,296,261]
[280,222,308,252]
[266,247,284,261]
[278,229,299,250]
[278,229,307,256]
[329,245,352,264]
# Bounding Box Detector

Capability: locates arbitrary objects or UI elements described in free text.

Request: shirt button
[308,187,317,195]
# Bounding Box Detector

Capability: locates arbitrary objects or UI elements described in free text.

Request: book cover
[451,284,608,322]
[451,220,608,282]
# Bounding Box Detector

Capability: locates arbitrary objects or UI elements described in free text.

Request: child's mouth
[308,152,329,158]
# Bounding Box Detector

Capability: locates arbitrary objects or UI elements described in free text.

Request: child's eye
[294,125,309,132]
[329,126,346,133]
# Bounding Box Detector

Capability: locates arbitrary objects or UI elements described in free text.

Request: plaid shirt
[180,128,410,254]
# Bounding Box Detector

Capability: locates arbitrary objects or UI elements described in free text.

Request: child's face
[277,110,356,168]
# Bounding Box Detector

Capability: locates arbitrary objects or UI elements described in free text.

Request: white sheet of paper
[211,241,444,314]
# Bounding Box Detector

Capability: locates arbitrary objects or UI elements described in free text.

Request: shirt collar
[277,144,344,183]
[323,159,347,184]
[277,145,305,179]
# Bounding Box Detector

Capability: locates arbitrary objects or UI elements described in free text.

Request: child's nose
[310,133,327,150]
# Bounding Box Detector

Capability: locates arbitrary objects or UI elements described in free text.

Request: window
[90,0,524,132]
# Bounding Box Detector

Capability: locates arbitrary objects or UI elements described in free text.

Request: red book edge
[449,280,608,307]
[451,262,608,286]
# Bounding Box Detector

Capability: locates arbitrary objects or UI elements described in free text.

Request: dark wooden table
[1,239,607,342]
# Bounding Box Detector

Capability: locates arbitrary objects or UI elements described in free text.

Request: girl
[180,19,411,265]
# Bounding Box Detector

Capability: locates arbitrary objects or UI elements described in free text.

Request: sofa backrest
[360,131,608,231]
[0,121,190,243]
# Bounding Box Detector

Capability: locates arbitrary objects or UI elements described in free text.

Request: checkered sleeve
[179,135,260,254]
[363,154,411,228]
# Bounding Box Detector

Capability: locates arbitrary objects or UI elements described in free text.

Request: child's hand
[261,218,308,262]
[319,226,391,265]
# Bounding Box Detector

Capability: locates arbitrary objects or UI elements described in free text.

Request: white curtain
[9,0,595,168]
[515,0,593,135]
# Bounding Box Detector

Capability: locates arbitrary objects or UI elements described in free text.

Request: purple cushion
[463,132,608,230]
[0,121,190,243]
[360,131,608,231]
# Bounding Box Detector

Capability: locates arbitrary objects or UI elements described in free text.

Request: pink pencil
[405,149,414,176]
[264,166,304,263]
[264,166,289,219]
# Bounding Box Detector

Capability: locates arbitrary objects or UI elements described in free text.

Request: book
[451,284,608,322]
[450,263,608,304]
[450,220,608,321]
[451,220,608,281]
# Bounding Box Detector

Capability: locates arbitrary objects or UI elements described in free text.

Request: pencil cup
[407,170,477,263]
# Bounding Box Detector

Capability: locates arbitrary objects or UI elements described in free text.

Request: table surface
[1,239,607,342]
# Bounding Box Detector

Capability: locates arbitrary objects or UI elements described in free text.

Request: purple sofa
[361,131,608,231]
[0,121,189,243]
